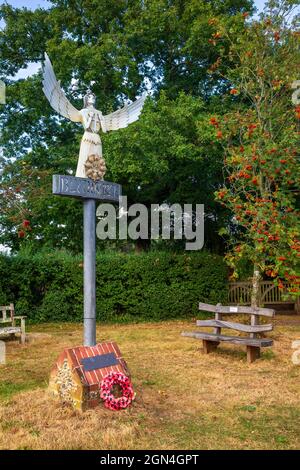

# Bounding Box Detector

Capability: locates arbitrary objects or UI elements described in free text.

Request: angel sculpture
[42,53,146,180]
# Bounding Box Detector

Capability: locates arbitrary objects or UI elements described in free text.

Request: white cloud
[12,62,41,80]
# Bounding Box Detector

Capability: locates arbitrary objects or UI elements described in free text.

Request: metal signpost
[53,175,121,346]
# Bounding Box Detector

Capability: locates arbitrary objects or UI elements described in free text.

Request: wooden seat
[182,302,275,363]
[182,332,273,348]
[0,304,26,344]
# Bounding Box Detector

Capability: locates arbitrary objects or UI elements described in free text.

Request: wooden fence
[228,281,300,313]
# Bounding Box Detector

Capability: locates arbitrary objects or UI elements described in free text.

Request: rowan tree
[210,0,300,303]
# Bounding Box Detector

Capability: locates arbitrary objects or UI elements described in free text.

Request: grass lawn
[0,315,300,450]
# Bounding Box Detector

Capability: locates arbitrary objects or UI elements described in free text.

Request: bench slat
[199,302,275,317]
[196,319,273,333]
[181,331,273,347]
[0,327,22,335]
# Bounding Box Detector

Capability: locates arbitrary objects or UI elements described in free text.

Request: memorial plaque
[53,175,121,202]
[81,352,119,371]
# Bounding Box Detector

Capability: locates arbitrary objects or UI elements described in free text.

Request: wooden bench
[0,304,26,344]
[182,302,275,363]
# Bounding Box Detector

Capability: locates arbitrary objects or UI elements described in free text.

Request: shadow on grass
[197,345,276,362]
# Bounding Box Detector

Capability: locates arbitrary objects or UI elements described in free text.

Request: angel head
[84,89,96,108]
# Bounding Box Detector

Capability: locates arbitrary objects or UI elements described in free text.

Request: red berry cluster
[18,219,31,238]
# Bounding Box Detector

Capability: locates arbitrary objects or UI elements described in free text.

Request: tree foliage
[0,0,253,252]
[211,1,300,297]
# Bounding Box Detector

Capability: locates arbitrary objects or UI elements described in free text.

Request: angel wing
[42,53,81,122]
[103,93,146,131]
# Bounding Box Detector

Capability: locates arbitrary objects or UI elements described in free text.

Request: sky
[0,0,267,79]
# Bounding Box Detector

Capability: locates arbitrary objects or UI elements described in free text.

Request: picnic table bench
[182,302,275,363]
[0,304,26,344]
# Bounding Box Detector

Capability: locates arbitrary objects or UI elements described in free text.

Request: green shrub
[0,251,228,323]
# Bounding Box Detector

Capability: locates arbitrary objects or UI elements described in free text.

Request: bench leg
[247,346,260,363]
[203,340,219,354]
[20,318,26,345]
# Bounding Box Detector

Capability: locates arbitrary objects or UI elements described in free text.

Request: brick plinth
[49,342,129,411]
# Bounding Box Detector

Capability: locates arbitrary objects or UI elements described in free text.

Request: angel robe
[76,107,107,178]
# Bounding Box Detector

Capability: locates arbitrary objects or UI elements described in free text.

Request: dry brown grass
[0,316,300,450]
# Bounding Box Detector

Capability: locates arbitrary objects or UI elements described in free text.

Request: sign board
[53,175,121,202]
[81,352,119,371]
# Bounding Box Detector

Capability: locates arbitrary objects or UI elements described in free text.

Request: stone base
[49,342,129,411]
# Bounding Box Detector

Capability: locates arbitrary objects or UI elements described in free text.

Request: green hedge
[0,251,228,323]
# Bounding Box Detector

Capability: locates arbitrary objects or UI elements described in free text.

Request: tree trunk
[251,265,261,308]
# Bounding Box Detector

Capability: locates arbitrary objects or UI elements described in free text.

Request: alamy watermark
[0,80,5,105]
[96,197,204,251]
[292,80,300,105]
[291,340,300,365]
[0,340,5,365]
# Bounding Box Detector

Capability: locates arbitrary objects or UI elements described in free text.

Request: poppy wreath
[100,372,135,411]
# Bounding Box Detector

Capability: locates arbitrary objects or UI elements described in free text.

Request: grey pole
[83,199,96,346]
[53,175,121,346]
